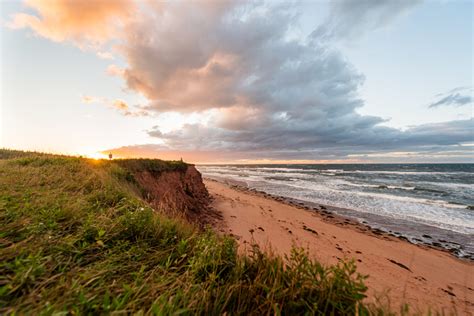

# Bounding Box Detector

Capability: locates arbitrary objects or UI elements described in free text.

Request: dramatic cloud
[144,119,473,153]
[312,0,422,42]
[8,0,133,47]
[429,87,473,108]
[10,0,472,162]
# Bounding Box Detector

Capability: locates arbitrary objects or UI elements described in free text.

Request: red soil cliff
[131,165,220,226]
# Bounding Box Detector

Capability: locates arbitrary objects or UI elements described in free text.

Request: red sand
[205,179,474,314]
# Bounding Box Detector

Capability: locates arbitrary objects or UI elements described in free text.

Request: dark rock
[372,229,384,235]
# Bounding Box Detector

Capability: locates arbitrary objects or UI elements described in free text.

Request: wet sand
[205,178,474,314]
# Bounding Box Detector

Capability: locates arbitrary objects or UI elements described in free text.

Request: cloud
[8,0,133,48]
[429,87,473,108]
[105,130,474,164]
[112,99,150,117]
[312,0,422,42]
[106,64,124,77]
[113,1,384,151]
[146,118,473,154]
[97,51,114,60]
[81,95,149,117]
[11,0,471,162]
[113,99,129,111]
[81,95,100,104]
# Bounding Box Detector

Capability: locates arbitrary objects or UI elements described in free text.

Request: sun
[82,151,108,160]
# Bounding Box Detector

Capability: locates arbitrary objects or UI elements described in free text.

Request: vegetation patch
[0,149,381,315]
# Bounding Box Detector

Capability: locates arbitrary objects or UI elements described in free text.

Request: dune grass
[0,149,379,315]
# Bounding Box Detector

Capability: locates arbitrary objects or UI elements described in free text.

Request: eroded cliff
[116,159,218,227]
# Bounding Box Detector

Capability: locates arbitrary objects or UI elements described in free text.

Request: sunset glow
[83,151,109,160]
[1,0,472,163]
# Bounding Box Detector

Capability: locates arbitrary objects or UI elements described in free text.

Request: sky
[0,0,472,163]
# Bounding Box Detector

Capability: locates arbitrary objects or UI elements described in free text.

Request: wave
[271,178,470,210]
[264,176,295,181]
[413,187,446,194]
[342,182,417,191]
[351,170,473,176]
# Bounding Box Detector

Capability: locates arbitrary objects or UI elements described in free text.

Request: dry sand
[204,178,474,314]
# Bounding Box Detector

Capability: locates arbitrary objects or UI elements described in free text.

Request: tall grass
[0,150,378,315]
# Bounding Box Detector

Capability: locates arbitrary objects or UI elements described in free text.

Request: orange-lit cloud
[81,95,99,104]
[113,99,129,111]
[126,52,244,112]
[81,95,148,117]
[9,0,133,47]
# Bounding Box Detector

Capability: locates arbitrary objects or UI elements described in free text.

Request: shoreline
[204,176,473,261]
[204,177,474,313]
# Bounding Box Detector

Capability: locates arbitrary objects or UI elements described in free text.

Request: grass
[0,149,382,315]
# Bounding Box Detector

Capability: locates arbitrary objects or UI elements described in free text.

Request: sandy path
[205,179,474,314]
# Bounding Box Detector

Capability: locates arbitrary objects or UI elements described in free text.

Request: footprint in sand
[387,259,412,272]
[302,225,318,235]
[441,288,456,297]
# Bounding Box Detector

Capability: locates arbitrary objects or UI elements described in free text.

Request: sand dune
[205,179,474,314]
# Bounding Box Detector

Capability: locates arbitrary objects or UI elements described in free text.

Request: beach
[205,178,474,314]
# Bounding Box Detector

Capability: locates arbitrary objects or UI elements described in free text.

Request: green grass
[0,149,382,315]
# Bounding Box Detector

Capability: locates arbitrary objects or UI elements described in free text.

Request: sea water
[197,164,474,259]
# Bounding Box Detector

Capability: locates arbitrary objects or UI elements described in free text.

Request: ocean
[197,164,474,259]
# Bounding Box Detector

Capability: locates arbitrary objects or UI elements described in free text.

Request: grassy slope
[0,150,377,315]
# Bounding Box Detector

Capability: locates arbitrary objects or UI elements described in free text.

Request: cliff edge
[115,159,219,227]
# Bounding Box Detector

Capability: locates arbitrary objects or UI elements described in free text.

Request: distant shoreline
[204,177,474,313]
